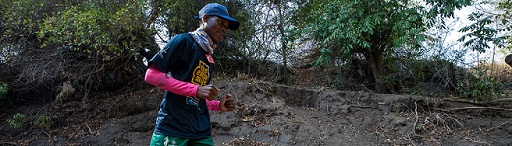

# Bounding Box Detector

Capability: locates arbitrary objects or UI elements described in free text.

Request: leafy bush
[6,113,53,130]
[0,82,7,100]
[37,1,151,57]
[456,77,501,101]
[455,62,508,101]
[384,58,457,96]
[6,113,27,129]
[34,116,52,130]
[32,1,156,93]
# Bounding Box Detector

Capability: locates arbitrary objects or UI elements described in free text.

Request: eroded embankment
[7,80,510,146]
[210,80,511,146]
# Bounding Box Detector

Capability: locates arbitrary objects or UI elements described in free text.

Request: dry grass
[485,62,512,82]
[470,62,512,82]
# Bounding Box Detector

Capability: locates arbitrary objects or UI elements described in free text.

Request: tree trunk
[277,2,288,82]
[366,50,387,93]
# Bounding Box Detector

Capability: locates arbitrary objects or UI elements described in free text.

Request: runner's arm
[144,64,198,97]
[145,64,222,111]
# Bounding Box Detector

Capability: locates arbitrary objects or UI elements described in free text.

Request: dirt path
[1,80,512,145]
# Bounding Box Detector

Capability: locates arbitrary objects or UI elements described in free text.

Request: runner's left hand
[220,94,235,112]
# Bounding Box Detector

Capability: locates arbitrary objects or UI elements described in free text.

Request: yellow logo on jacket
[191,60,209,86]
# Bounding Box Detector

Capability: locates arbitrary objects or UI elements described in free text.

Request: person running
[144,3,239,146]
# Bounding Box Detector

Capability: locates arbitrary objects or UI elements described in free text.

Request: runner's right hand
[196,85,220,100]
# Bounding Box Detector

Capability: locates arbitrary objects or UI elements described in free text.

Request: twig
[446,113,464,127]
[413,102,419,135]
[255,83,272,95]
[43,131,51,138]
[85,123,94,135]
[228,81,238,102]
[487,118,512,131]
[351,105,371,108]
[1,142,18,146]
[436,113,463,130]
[433,107,450,112]
[359,84,373,92]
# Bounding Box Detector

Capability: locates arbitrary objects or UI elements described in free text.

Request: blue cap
[195,3,240,30]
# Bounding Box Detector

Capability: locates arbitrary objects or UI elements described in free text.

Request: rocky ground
[1,79,512,146]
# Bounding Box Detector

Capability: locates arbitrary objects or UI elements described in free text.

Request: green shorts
[150,133,214,146]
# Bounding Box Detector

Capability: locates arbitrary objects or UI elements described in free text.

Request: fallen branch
[441,106,512,112]
[486,98,512,103]
[442,99,485,106]
[444,98,512,107]
[486,118,512,131]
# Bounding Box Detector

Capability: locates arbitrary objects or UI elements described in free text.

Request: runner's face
[203,15,229,44]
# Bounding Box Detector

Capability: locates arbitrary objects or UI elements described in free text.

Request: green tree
[149,0,257,79]
[460,0,511,55]
[294,0,471,93]
[232,0,299,82]
[1,0,254,100]
[500,0,512,52]
[499,0,512,51]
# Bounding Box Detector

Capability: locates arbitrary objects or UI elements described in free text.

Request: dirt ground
[1,79,512,146]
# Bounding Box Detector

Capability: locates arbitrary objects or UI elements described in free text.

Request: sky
[444,3,507,66]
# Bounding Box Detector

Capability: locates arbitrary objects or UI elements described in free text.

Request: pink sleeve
[144,64,198,97]
[206,100,221,111]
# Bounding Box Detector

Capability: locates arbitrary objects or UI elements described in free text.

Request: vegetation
[0,0,254,101]
[34,116,52,130]
[292,0,472,93]
[2,1,512,145]
[5,113,52,130]
[0,0,511,103]
[0,82,7,101]
[6,113,27,129]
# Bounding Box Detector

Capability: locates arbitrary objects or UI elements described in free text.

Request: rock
[393,117,407,127]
